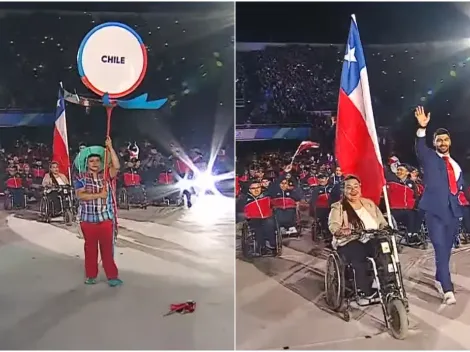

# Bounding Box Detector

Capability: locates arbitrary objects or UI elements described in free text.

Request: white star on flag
[57,99,61,107]
[344,45,357,68]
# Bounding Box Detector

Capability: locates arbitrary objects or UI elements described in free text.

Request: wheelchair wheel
[325,253,346,312]
[387,298,409,340]
[241,222,252,258]
[63,209,73,226]
[39,197,51,223]
[118,189,129,210]
[311,219,320,242]
[22,194,27,209]
[275,226,283,256]
[420,236,428,250]
[3,195,12,211]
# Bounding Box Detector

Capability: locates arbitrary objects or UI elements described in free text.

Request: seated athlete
[238,180,277,251]
[386,163,420,241]
[310,173,333,239]
[122,159,147,205]
[329,175,390,301]
[42,161,69,187]
[271,177,302,234]
[4,165,26,208]
[42,161,70,216]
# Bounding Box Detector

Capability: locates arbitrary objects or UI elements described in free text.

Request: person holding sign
[74,137,122,286]
[414,106,465,305]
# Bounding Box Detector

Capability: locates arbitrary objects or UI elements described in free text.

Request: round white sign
[77,22,147,98]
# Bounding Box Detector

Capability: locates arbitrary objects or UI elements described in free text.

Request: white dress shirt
[355,207,379,230]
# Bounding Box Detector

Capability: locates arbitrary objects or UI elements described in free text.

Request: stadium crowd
[236,42,470,128]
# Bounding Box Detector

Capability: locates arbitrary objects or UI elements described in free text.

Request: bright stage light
[176,177,193,191]
[194,172,216,192]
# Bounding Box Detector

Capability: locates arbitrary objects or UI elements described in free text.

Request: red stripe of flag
[52,89,70,178]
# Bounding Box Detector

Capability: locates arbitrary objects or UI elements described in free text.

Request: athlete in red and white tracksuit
[386,164,419,239]
[237,180,276,250]
[271,177,302,234]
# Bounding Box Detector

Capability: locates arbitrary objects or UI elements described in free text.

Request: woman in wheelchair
[41,161,71,217]
[328,175,389,299]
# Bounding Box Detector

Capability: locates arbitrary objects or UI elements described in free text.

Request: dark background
[236,2,470,44]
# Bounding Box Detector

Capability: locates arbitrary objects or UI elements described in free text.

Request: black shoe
[187,200,192,208]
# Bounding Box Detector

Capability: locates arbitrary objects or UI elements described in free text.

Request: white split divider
[6,215,216,284]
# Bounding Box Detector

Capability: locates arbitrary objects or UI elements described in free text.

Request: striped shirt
[74,171,114,223]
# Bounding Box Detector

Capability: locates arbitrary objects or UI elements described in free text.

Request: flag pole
[345,15,399,265]
[289,145,302,168]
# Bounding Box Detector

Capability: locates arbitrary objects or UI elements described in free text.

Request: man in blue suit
[414,106,463,305]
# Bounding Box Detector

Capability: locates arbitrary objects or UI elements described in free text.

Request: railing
[236,123,313,128]
[0,108,53,113]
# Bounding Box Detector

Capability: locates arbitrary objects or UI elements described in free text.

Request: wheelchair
[296,207,310,237]
[118,186,148,210]
[382,213,406,253]
[458,217,470,245]
[275,207,303,239]
[324,229,409,340]
[240,218,283,259]
[161,191,185,207]
[310,208,330,244]
[4,188,27,210]
[39,185,74,225]
[387,212,428,250]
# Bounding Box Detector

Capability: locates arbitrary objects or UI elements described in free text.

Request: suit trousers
[425,212,459,293]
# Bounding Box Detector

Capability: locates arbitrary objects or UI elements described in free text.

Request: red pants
[80,220,118,280]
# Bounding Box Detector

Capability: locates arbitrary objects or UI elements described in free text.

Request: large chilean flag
[336,15,385,205]
[52,89,70,178]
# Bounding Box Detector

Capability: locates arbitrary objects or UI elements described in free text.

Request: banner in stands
[236,127,311,141]
[0,111,55,127]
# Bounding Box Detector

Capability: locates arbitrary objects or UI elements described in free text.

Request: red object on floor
[165,301,196,316]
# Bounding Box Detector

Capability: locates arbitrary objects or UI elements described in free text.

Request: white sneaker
[443,291,456,305]
[435,280,444,296]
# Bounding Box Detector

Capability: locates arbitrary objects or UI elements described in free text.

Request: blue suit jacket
[415,135,464,220]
